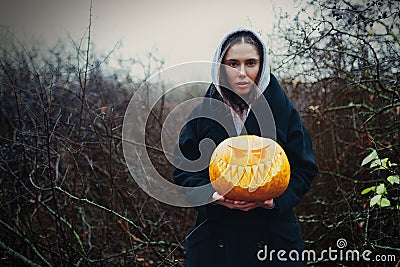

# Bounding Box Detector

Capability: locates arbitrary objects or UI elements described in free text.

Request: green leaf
[375,183,386,195]
[379,198,391,207]
[361,150,378,166]
[370,195,382,207]
[388,161,398,167]
[361,186,376,195]
[387,175,400,185]
[370,159,382,169]
[376,158,389,169]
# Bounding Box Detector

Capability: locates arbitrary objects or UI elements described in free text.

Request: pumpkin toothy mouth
[213,153,284,192]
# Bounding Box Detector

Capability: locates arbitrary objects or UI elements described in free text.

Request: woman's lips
[236,81,250,89]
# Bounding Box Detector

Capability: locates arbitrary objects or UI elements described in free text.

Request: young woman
[173,28,318,266]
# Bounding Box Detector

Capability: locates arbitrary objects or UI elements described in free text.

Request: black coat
[173,74,318,267]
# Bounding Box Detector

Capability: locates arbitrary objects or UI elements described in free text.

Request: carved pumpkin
[209,135,290,201]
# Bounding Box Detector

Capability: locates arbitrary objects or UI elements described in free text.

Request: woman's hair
[218,31,264,114]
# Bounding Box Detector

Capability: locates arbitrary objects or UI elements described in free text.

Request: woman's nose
[239,64,246,76]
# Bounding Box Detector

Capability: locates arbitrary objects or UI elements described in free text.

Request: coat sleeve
[274,101,318,214]
[172,106,218,209]
[173,116,210,188]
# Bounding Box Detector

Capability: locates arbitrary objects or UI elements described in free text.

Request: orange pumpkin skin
[209,135,290,201]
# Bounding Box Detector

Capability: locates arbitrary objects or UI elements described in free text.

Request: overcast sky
[0,0,302,77]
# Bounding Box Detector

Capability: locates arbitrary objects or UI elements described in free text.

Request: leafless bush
[271,1,399,265]
[0,16,191,267]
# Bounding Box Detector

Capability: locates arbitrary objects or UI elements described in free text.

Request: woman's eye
[247,61,256,66]
[228,62,238,67]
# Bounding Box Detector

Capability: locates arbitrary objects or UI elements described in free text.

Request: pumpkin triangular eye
[227,144,247,151]
[227,145,247,158]
[227,144,270,151]
[227,145,270,160]
[251,146,270,153]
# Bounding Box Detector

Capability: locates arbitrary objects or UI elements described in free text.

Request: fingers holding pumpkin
[212,191,225,202]
[256,199,275,209]
[220,201,258,211]
[212,192,260,211]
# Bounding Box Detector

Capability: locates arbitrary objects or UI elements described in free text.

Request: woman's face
[223,42,260,95]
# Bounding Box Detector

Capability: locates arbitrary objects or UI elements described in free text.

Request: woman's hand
[212,192,274,211]
[257,199,275,209]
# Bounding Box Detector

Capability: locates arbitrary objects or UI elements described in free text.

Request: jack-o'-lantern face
[209,135,290,201]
